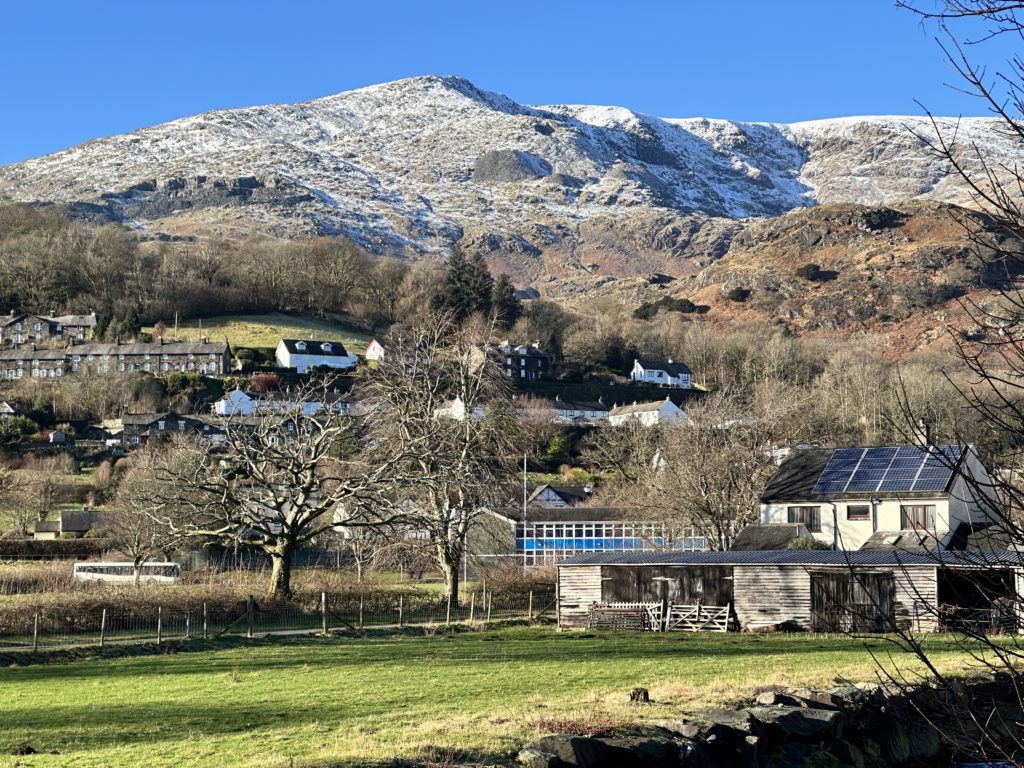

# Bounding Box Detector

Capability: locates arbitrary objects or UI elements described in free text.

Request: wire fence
[0,591,557,652]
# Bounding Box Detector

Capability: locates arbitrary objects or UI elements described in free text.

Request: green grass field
[143,313,372,353]
[0,626,983,767]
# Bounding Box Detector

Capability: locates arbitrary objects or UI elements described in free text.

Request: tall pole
[522,453,528,569]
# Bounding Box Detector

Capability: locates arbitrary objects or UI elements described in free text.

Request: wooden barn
[556,550,1023,633]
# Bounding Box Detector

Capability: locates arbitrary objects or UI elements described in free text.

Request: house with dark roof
[551,395,608,423]
[1,311,96,348]
[759,444,997,552]
[498,341,550,381]
[630,358,693,389]
[527,483,592,508]
[120,411,225,448]
[0,338,230,379]
[276,339,358,373]
[33,509,100,540]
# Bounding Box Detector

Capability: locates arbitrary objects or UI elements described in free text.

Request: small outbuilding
[556,550,1023,634]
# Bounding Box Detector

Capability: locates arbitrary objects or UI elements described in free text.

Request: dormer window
[296,341,307,352]
[322,343,332,353]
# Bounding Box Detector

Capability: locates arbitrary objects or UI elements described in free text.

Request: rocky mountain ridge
[0,76,1019,294]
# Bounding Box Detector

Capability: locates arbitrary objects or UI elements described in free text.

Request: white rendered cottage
[760,444,997,551]
[608,397,689,427]
[275,339,358,373]
[364,339,385,363]
[630,358,693,389]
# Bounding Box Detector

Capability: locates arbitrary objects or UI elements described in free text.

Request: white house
[365,339,385,363]
[630,358,693,389]
[212,388,356,417]
[433,395,485,422]
[0,401,16,419]
[608,397,689,427]
[759,444,998,552]
[276,339,358,373]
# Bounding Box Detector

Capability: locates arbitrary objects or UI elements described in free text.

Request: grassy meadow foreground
[0,626,986,768]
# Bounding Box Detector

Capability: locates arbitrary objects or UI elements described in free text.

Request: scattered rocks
[519,679,1022,768]
[472,149,551,184]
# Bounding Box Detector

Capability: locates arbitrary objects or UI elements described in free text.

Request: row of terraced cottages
[556,550,1024,633]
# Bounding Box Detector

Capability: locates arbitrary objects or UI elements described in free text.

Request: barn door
[811,571,895,632]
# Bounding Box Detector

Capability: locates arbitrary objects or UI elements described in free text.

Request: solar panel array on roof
[811,445,964,495]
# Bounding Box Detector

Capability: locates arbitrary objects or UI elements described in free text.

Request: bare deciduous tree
[148,378,409,597]
[352,313,522,610]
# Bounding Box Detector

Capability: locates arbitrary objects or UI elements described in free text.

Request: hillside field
[143,313,372,353]
[0,626,982,767]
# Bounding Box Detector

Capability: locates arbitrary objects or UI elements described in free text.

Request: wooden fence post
[469,593,475,622]
[528,591,534,621]
[321,592,328,635]
[156,606,163,646]
[100,608,107,647]
[32,611,39,652]
[358,596,364,629]
[246,595,254,638]
[398,595,404,627]
[202,603,208,640]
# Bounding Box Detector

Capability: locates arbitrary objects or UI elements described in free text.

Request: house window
[787,505,821,532]
[900,504,936,530]
[847,504,870,521]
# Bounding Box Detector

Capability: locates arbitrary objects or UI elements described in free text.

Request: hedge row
[0,539,113,558]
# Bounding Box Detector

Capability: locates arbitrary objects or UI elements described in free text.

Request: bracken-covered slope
[571,200,1017,359]
[0,76,1019,294]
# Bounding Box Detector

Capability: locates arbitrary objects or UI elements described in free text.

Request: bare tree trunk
[438,545,460,610]
[268,538,295,598]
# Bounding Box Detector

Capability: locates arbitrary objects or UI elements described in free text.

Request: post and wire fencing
[0,590,557,652]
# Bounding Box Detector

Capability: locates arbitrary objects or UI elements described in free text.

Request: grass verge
[0,625,986,767]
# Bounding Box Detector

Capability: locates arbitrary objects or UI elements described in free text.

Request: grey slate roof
[609,398,676,417]
[637,359,692,376]
[279,339,351,357]
[556,549,1024,568]
[552,396,608,413]
[492,507,655,524]
[760,445,965,503]
[859,530,942,552]
[0,340,228,360]
[732,524,808,551]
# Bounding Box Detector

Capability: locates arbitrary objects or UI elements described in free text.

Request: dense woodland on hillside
[0,201,1002,456]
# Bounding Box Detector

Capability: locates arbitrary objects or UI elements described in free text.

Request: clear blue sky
[0,1,1013,165]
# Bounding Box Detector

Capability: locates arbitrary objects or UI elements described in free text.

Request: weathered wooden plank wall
[557,565,602,629]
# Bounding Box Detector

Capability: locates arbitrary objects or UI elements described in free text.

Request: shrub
[725,287,751,302]
[795,263,824,281]
[632,296,698,320]
[788,537,832,550]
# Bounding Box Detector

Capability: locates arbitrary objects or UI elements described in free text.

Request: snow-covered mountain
[0,76,1017,290]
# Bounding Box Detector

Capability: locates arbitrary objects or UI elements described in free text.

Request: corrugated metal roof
[556,549,1024,568]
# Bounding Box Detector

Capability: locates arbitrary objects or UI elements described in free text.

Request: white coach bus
[72,562,181,585]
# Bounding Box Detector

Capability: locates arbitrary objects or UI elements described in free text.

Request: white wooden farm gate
[586,601,733,632]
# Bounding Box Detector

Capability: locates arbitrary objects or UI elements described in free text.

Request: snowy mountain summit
[0,76,1017,287]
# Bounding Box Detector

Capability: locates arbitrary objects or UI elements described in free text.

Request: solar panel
[845,447,896,492]
[813,445,964,496]
[911,445,964,491]
[812,448,863,493]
